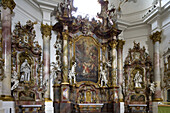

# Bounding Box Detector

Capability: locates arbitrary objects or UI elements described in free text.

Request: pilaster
[41,23,52,101]
[150,31,163,102]
[1,0,15,101]
[117,39,125,102]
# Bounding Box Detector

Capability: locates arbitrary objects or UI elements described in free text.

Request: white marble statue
[11,67,19,90]
[100,69,108,87]
[68,62,76,84]
[150,82,156,93]
[106,61,112,67]
[20,59,31,81]
[100,63,108,87]
[134,71,143,88]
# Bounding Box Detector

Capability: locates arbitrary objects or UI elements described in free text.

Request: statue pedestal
[128,104,147,113]
[120,102,124,113]
[0,101,15,113]
[45,101,54,113]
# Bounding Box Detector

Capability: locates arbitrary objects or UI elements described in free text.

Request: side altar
[52,0,123,113]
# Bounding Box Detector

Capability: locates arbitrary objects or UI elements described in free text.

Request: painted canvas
[75,36,99,83]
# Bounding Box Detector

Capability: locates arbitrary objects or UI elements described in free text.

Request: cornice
[35,0,59,8]
[117,19,148,31]
[26,0,40,9]
[143,1,170,24]
[39,4,54,12]
[117,1,169,31]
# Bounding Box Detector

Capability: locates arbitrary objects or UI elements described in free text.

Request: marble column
[150,31,163,101]
[110,40,118,87]
[117,39,125,102]
[1,0,15,100]
[62,30,69,84]
[60,26,72,113]
[102,45,106,64]
[41,23,52,101]
[69,39,73,68]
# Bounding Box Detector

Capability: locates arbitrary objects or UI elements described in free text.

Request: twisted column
[117,39,125,102]
[1,0,15,100]
[150,31,163,101]
[41,23,52,101]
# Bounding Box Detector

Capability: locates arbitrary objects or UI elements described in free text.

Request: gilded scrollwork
[12,20,41,55]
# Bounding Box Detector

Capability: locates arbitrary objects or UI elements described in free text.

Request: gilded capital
[41,23,52,39]
[117,39,125,49]
[110,40,118,49]
[150,31,162,44]
[62,31,69,40]
[2,0,16,13]
[102,45,107,52]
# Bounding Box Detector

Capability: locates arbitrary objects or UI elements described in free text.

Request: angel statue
[149,82,156,93]
[68,62,77,84]
[100,63,108,87]
[11,67,19,90]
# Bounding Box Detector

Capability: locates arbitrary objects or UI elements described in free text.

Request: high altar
[52,0,122,112]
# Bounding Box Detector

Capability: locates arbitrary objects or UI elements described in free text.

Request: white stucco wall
[122,24,152,63]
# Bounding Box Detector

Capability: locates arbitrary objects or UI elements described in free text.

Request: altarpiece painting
[74,36,100,83]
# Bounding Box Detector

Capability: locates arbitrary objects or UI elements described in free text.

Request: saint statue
[20,59,31,81]
[68,62,76,84]
[100,63,108,87]
[134,71,142,88]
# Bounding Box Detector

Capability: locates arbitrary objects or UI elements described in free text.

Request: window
[72,0,101,20]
